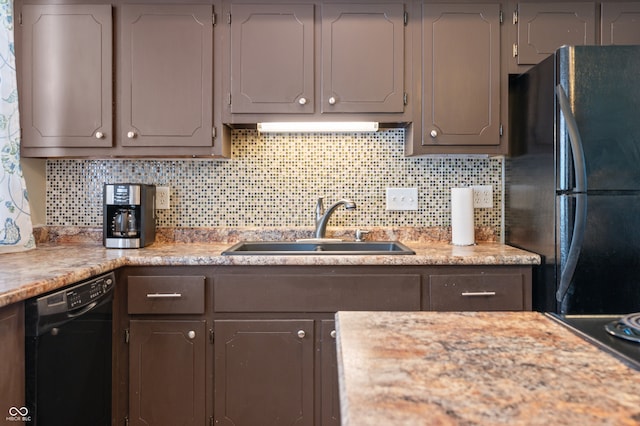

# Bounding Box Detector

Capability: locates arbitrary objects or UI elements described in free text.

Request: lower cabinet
[214,319,315,425]
[128,320,207,426]
[0,302,24,422]
[115,264,531,426]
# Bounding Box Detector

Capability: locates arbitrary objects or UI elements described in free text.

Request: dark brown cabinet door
[214,319,314,426]
[320,320,340,426]
[601,2,640,45]
[20,4,113,149]
[515,2,596,65]
[120,5,213,147]
[321,3,405,113]
[229,3,315,114]
[420,3,501,150]
[0,303,24,416]
[128,319,206,426]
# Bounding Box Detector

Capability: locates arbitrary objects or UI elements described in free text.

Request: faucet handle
[355,229,370,242]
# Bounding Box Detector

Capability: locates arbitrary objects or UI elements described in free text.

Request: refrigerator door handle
[556,84,587,192]
[556,85,588,308]
[556,193,587,308]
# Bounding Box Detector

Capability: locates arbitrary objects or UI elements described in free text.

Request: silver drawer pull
[461,291,497,297]
[146,293,183,299]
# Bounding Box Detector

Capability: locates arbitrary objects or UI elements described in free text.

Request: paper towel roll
[451,188,475,246]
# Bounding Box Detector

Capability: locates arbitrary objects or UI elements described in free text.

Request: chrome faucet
[314,197,357,238]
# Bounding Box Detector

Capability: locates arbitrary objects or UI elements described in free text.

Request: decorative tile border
[46,129,503,235]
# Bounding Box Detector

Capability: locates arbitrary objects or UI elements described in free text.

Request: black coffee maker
[103,184,156,248]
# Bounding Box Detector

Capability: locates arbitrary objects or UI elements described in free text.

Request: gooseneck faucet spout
[314,197,357,239]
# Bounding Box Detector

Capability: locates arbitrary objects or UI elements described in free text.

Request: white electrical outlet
[156,186,170,209]
[472,185,493,208]
[386,188,418,211]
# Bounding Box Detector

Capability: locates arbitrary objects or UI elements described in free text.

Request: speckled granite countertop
[335,311,640,426]
[0,240,539,308]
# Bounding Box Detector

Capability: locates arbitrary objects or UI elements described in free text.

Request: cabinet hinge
[212,13,216,26]
[227,12,231,25]
[227,93,232,105]
[499,10,503,24]
[125,416,129,426]
[512,43,518,57]
[403,92,408,106]
[403,11,408,26]
[125,328,130,344]
[513,9,518,25]
[18,12,22,25]
[499,124,503,137]
[212,127,217,139]
[210,417,214,426]
[209,329,214,344]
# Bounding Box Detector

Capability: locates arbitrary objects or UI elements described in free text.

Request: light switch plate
[386,188,418,211]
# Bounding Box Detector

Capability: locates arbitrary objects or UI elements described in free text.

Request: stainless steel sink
[222,241,415,255]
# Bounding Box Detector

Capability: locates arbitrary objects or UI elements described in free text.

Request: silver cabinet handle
[330,330,336,339]
[146,293,182,299]
[298,97,307,105]
[430,130,438,138]
[461,291,497,297]
[127,131,137,139]
[297,330,306,339]
[328,96,336,105]
[95,131,105,139]
[187,330,196,339]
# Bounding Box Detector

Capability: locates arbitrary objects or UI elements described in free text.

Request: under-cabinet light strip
[257,121,379,133]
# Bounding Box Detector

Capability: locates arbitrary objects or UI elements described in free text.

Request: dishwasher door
[25,272,115,426]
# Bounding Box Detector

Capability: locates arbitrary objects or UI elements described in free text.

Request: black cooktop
[547,313,640,371]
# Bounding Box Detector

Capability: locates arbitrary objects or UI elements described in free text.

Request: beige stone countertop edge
[0,241,540,308]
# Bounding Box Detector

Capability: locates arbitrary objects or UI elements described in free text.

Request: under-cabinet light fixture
[256,121,379,133]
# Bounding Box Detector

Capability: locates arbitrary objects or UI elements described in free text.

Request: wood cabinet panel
[214,319,314,426]
[0,303,25,417]
[601,2,640,45]
[429,273,526,311]
[320,319,340,426]
[416,2,502,153]
[516,2,596,65]
[229,3,315,114]
[120,4,214,147]
[127,275,206,314]
[128,320,207,426]
[20,4,113,149]
[214,273,421,312]
[321,3,405,113]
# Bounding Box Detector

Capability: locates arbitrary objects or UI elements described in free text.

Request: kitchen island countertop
[0,241,539,307]
[335,311,640,426]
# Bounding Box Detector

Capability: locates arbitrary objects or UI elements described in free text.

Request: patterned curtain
[0,0,34,252]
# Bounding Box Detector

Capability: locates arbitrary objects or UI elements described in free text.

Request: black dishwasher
[25,272,115,426]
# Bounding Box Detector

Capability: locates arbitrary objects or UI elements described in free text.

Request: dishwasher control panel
[36,272,116,315]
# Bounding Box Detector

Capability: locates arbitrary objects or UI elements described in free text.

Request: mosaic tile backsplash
[46,129,503,234]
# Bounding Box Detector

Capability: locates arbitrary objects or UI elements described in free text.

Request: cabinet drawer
[429,274,524,311]
[128,276,205,314]
[214,274,421,312]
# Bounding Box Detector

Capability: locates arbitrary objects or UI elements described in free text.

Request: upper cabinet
[407,2,504,156]
[601,2,640,45]
[321,3,405,114]
[20,5,113,150]
[18,2,229,158]
[228,3,314,114]
[223,1,410,124]
[513,2,596,66]
[119,5,214,149]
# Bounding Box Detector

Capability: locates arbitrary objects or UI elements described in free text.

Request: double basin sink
[222,241,415,255]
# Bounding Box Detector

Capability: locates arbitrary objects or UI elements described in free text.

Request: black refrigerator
[507,45,640,315]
